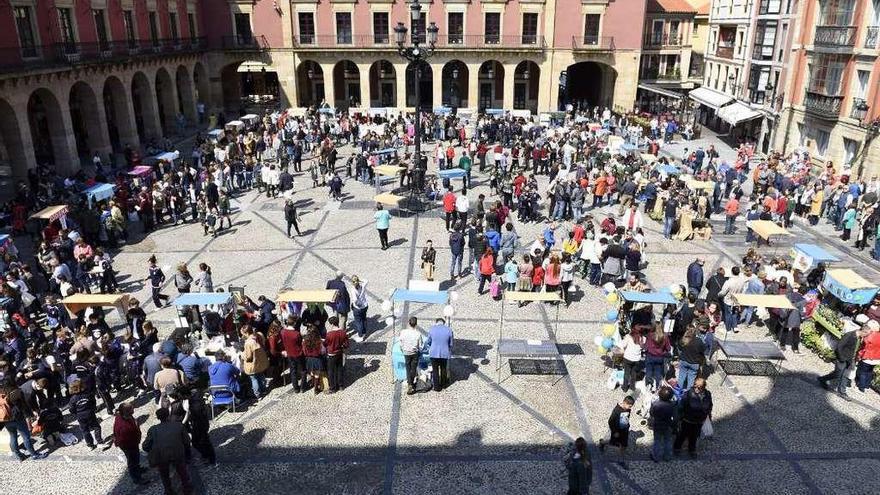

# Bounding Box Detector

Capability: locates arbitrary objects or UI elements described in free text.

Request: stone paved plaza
[4,151,880,495]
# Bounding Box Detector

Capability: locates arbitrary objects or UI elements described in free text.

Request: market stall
[749,220,791,250]
[61,293,130,319]
[145,151,180,176]
[791,243,840,272]
[241,114,260,129]
[172,292,235,338]
[808,269,880,340]
[277,289,339,324]
[29,205,69,238]
[616,290,678,334]
[127,165,154,188]
[225,120,245,133]
[387,287,451,384]
[82,183,115,208]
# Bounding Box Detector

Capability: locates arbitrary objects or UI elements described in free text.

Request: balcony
[866,26,879,49]
[0,38,206,75]
[814,26,856,47]
[222,34,269,50]
[803,91,843,119]
[715,45,734,59]
[643,33,684,48]
[571,35,615,51]
[640,68,681,80]
[293,34,545,50]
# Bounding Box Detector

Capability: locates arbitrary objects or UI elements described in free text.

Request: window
[58,7,77,51]
[810,54,845,94]
[669,20,680,42]
[584,14,601,44]
[748,66,771,103]
[336,12,352,45]
[522,13,538,45]
[373,12,389,44]
[856,70,870,98]
[298,13,315,44]
[123,10,136,47]
[94,9,109,50]
[843,138,859,165]
[760,0,781,14]
[778,24,787,61]
[234,13,252,44]
[412,11,426,44]
[448,12,464,44]
[169,12,179,42]
[13,6,37,58]
[753,22,777,60]
[188,13,197,39]
[815,129,830,156]
[820,0,855,25]
[149,11,160,47]
[485,12,501,44]
[650,20,664,44]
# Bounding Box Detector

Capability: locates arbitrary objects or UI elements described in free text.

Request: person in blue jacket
[424,319,454,392]
[686,258,704,297]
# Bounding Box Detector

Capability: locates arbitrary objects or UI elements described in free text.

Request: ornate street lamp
[394,0,438,190]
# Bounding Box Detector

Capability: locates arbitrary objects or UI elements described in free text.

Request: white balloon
[443,305,455,317]
[393,307,403,317]
[381,300,393,312]
[602,282,616,294]
[450,290,460,302]
[593,335,604,346]
[384,316,395,327]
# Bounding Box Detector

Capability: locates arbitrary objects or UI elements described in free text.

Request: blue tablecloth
[619,290,677,305]
[82,183,115,206]
[793,243,840,263]
[391,289,448,305]
[173,293,233,306]
[438,168,466,179]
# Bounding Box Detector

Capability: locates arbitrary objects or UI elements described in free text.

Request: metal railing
[814,26,856,47]
[571,35,614,50]
[643,33,684,47]
[0,37,205,74]
[221,34,269,50]
[866,26,879,49]
[293,34,545,49]
[851,97,868,120]
[715,45,734,59]
[804,91,843,118]
[640,68,680,80]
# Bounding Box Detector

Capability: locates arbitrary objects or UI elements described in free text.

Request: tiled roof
[647,0,698,14]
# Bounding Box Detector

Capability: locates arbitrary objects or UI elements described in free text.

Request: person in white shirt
[455,192,470,225]
[399,316,425,395]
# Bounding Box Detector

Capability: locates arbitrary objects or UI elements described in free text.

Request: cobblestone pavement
[4,143,880,495]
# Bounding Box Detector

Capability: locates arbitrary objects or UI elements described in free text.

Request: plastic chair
[209,385,236,418]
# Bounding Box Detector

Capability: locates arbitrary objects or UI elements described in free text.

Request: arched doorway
[514,61,540,113]
[564,61,616,111]
[442,60,468,109]
[333,60,361,109]
[478,60,503,112]
[176,65,196,123]
[193,62,210,118]
[155,68,176,134]
[27,89,66,166]
[296,60,324,108]
[103,76,136,152]
[0,97,29,180]
[131,71,159,141]
[68,82,106,159]
[405,60,432,109]
[368,60,396,107]
[236,61,281,109]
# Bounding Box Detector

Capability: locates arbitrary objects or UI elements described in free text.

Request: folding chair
[208,385,236,418]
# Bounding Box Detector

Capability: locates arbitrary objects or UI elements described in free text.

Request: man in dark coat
[686,258,705,297]
[326,272,352,330]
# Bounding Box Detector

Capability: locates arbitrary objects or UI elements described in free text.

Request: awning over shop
[638,83,683,99]
[237,61,276,73]
[717,101,763,126]
[688,86,732,110]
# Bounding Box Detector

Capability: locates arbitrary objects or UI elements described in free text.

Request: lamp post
[394,0,438,187]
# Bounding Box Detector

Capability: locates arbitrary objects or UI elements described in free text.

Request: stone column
[90,91,114,159]
[467,62,480,112]
[358,63,371,107]
[9,97,37,176]
[395,62,407,109]
[54,106,83,174]
[502,63,516,110]
[320,63,336,108]
[431,63,444,109]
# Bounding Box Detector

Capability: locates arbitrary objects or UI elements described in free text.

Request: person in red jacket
[324,316,349,393]
[442,187,457,231]
[477,248,496,295]
[280,316,307,393]
[113,402,146,484]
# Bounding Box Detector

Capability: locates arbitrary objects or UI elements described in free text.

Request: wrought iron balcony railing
[814,26,856,47]
[804,91,843,119]
[571,35,615,50]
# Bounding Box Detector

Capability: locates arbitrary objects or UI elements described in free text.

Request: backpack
[0,392,12,422]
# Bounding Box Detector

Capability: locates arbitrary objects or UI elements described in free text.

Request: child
[599,395,634,469]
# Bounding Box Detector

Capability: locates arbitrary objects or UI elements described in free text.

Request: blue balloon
[602,337,614,350]
[606,310,619,322]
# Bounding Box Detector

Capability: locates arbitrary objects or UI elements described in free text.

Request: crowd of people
[1,101,879,495]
